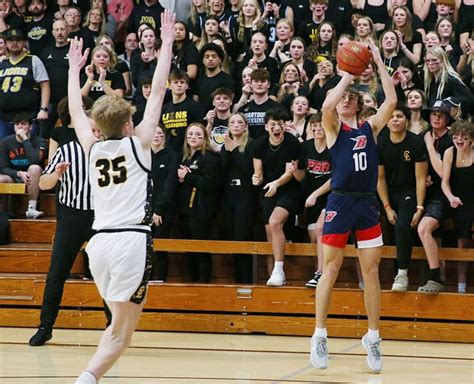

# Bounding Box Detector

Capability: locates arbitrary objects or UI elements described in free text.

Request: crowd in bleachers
[0,0,472,292]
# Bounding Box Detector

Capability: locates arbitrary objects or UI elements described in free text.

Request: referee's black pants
[388,189,417,270]
[39,205,94,330]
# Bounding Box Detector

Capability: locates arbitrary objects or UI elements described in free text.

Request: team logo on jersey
[403,150,411,161]
[351,135,367,150]
[325,211,337,223]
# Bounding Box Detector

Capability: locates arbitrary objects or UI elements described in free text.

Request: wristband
[416,205,424,211]
[383,203,391,209]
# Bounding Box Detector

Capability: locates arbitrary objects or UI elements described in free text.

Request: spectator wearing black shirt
[130,25,158,88]
[0,113,46,219]
[441,120,474,293]
[187,0,207,40]
[161,69,205,153]
[0,0,25,34]
[326,0,353,36]
[308,59,341,111]
[306,21,337,65]
[252,108,302,286]
[297,0,328,47]
[127,0,164,34]
[380,30,403,76]
[47,96,94,159]
[25,0,53,56]
[65,6,95,53]
[293,114,332,288]
[268,18,294,66]
[377,104,428,292]
[177,123,221,282]
[220,112,257,283]
[173,21,200,82]
[81,45,126,101]
[424,46,474,116]
[392,6,423,65]
[193,43,235,111]
[239,31,280,86]
[39,19,70,139]
[417,100,453,294]
[287,37,317,83]
[355,0,390,33]
[435,17,463,69]
[239,68,283,138]
[151,125,180,281]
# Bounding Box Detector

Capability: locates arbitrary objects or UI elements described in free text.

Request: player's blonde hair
[91,95,136,138]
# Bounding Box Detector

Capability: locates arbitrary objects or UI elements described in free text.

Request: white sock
[458,282,466,293]
[273,261,284,274]
[314,327,327,338]
[75,371,97,384]
[28,200,37,210]
[398,269,408,276]
[367,328,380,342]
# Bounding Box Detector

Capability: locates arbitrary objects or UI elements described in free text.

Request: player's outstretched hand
[160,9,176,44]
[68,37,89,72]
[368,39,383,66]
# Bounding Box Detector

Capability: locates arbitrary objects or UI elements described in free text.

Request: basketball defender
[310,41,397,373]
[68,11,175,384]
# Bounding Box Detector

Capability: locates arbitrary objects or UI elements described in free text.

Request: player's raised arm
[367,40,397,135]
[321,72,354,140]
[135,9,176,148]
[67,37,97,154]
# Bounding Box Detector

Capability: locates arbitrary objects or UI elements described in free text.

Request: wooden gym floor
[0,328,472,383]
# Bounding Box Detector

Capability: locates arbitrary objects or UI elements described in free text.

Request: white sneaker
[266,270,285,286]
[391,274,409,292]
[26,209,44,219]
[310,335,328,369]
[362,333,382,373]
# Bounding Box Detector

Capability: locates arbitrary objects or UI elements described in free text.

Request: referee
[29,127,97,346]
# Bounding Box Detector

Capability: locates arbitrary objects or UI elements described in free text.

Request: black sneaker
[306,271,322,288]
[29,327,52,346]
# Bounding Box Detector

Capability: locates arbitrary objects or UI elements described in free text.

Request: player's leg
[358,245,383,373]
[357,247,382,331]
[79,300,144,382]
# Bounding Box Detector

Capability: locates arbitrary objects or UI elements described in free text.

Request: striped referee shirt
[43,140,93,211]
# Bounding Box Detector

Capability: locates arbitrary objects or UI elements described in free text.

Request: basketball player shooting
[67,10,176,384]
[310,40,397,373]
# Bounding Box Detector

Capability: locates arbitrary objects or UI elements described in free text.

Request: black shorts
[450,204,473,239]
[304,198,327,226]
[424,195,448,222]
[261,189,303,224]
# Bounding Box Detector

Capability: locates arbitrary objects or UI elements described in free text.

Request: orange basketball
[336,41,372,76]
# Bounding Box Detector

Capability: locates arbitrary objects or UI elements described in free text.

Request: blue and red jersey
[329,121,378,193]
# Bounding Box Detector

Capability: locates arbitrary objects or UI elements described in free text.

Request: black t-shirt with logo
[209,117,229,151]
[377,130,428,193]
[298,139,332,196]
[25,15,54,56]
[161,96,205,153]
[80,70,126,101]
[238,98,284,139]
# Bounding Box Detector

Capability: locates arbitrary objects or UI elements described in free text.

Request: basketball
[336,41,372,76]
